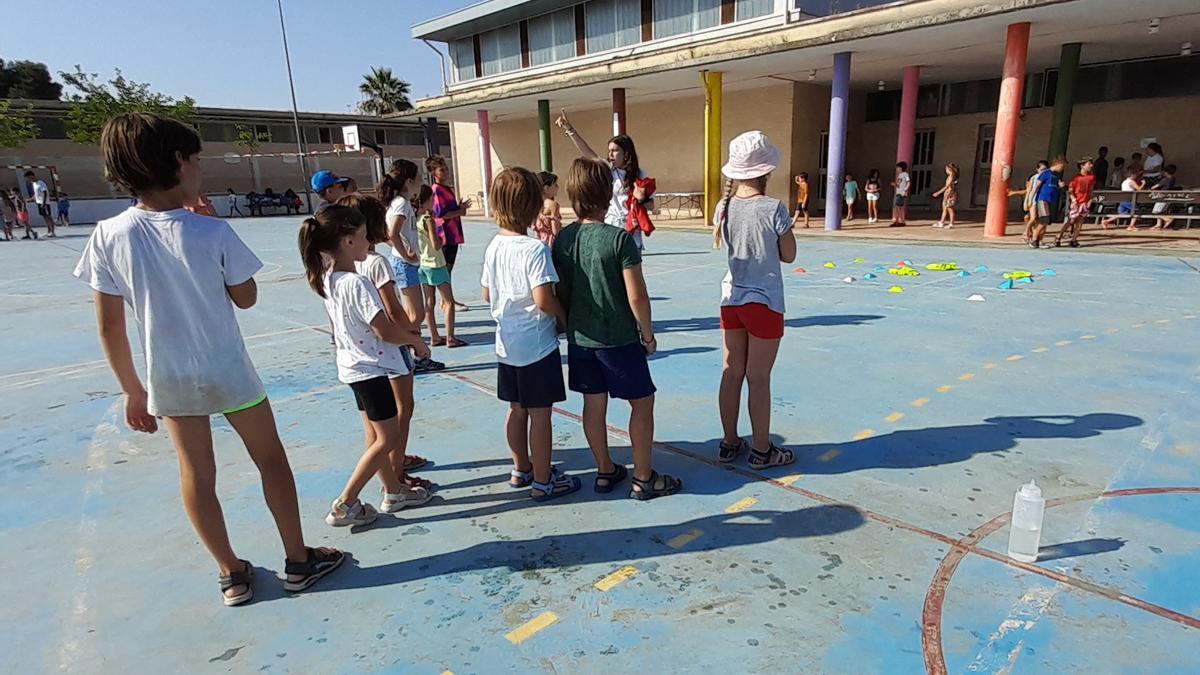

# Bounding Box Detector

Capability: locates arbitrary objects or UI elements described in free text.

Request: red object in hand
[625,177,657,237]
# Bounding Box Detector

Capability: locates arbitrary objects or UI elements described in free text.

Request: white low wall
[62,195,281,224]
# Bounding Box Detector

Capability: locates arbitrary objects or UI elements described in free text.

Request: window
[318,127,332,144]
[32,115,68,140]
[735,0,775,21]
[585,0,640,54]
[386,129,425,146]
[452,37,476,82]
[374,128,387,145]
[200,122,238,142]
[479,23,521,76]
[303,126,321,144]
[270,125,296,144]
[254,124,272,142]
[528,8,576,66]
[794,0,896,17]
[654,0,720,39]
[1048,55,1200,106]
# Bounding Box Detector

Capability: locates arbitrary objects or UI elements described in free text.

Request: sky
[4,0,480,113]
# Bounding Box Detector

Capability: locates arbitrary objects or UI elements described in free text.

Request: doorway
[909,128,936,206]
[817,130,829,210]
[972,124,996,207]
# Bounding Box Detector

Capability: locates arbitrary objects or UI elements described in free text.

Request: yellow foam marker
[926,262,959,271]
[506,612,559,645]
[725,497,759,514]
[595,566,639,591]
[888,286,904,293]
[1003,271,1032,280]
[824,262,837,268]
[911,397,930,407]
[853,257,865,263]
[959,373,975,381]
[936,384,954,393]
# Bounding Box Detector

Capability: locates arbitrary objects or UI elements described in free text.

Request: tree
[234,125,269,190]
[0,101,38,148]
[58,66,196,145]
[0,59,62,100]
[357,67,413,116]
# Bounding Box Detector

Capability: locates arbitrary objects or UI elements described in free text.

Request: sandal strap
[750,444,794,464]
[219,560,253,589]
[531,471,574,493]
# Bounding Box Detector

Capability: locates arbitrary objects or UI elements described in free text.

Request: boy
[888,162,910,227]
[311,169,352,213]
[1029,155,1067,247]
[791,172,811,228]
[74,113,343,606]
[1054,157,1095,248]
[24,170,57,237]
[226,187,244,218]
[553,157,682,501]
[1102,169,1146,231]
[481,167,580,502]
[1150,164,1178,230]
[56,191,71,227]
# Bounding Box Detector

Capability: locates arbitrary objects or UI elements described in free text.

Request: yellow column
[702,71,723,227]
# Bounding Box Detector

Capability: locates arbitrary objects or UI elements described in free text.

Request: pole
[1047,43,1081,160]
[538,99,553,172]
[824,52,851,232]
[896,65,920,167]
[612,88,626,136]
[477,109,493,218]
[276,0,312,213]
[701,71,723,227]
[984,22,1031,238]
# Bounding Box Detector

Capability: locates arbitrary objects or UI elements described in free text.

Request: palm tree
[358,67,413,116]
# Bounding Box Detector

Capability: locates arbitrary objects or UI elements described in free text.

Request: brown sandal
[446,337,468,348]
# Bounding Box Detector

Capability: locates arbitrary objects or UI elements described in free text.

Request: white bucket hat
[722,130,780,180]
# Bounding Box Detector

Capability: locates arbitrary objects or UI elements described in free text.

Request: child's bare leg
[386,375,414,478]
[582,393,614,473]
[746,335,782,453]
[719,329,748,445]
[507,404,531,482]
[528,408,554,492]
[948,207,956,226]
[223,400,307,562]
[400,286,425,330]
[628,395,655,481]
[803,209,810,228]
[440,284,457,340]
[422,285,441,341]
[340,416,403,504]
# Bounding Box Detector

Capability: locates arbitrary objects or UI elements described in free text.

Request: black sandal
[219,559,254,607]
[630,470,682,501]
[748,443,795,470]
[283,547,345,593]
[594,463,629,493]
[718,438,748,463]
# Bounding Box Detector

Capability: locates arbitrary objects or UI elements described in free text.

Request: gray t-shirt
[715,196,793,314]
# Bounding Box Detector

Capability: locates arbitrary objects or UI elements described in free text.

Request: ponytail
[718,177,734,230]
[296,205,366,298]
[378,159,419,206]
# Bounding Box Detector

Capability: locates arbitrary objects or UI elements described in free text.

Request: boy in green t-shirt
[552,158,682,501]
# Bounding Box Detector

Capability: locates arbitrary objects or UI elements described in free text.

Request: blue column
[825,52,852,232]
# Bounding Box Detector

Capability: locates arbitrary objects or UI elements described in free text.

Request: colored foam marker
[998,279,1015,290]
[958,270,971,277]
[982,363,998,369]
[959,373,975,381]
[595,566,639,591]
[666,528,704,549]
[505,612,559,645]
[864,273,878,280]
[854,257,866,263]
[818,448,842,462]
[967,293,985,301]
[824,262,837,268]
[936,384,954,393]
[1003,270,1033,279]
[725,497,759,514]
[1032,347,1049,353]
[1017,277,1034,284]
[874,265,886,272]
[843,276,855,283]
[911,397,930,407]
[926,262,959,271]
[888,286,904,293]
[974,265,989,272]
[793,267,807,274]
[1041,269,1057,276]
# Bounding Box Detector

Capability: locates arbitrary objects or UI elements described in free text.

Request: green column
[1047,43,1081,159]
[538,99,552,172]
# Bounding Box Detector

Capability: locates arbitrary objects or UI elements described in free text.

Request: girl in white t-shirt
[377,162,428,346]
[299,205,432,529]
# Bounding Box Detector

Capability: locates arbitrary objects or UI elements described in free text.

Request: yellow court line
[818,448,842,462]
[1080,335,1096,340]
[1032,347,1048,353]
[442,671,455,675]
[982,363,998,370]
[666,528,704,549]
[1006,354,1024,362]
[885,411,905,423]
[912,397,930,407]
[505,612,559,645]
[595,566,639,591]
[959,373,975,381]
[777,474,802,486]
[936,384,954,393]
[725,497,759,514]
[852,428,875,441]
[1055,340,1072,347]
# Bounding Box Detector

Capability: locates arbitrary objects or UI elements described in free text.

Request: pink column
[477,109,492,218]
[984,23,1031,238]
[896,66,920,167]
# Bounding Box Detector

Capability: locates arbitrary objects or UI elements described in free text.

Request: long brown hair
[336,194,387,244]
[377,159,418,206]
[609,134,640,193]
[297,204,365,298]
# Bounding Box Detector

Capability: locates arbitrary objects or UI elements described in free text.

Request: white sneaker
[379,485,433,513]
[932,222,945,228]
[325,499,379,527]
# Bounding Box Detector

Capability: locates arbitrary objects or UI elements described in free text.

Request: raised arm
[555,109,598,159]
[95,292,157,433]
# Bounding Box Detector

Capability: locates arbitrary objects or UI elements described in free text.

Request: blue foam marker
[1018,276,1034,284]
[958,270,971,277]
[975,265,989,272]
[1042,269,1057,276]
[874,265,886,272]
[998,279,1014,290]
[863,273,878,280]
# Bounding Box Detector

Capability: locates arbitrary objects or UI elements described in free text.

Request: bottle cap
[1019,480,1042,499]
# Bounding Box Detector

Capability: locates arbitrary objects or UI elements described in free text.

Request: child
[714,131,797,470]
[481,167,579,501]
[1150,164,1178,231]
[1,190,15,240]
[74,112,343,606]
[226,187,244,218]
[888,162,910,227]
[56,191,71,227]
[1008,160,1049,242]
[791,173,811,228]
[416,185,464,348]
[553,157,683,500]
[931,163,959,229]
[11,188,35,239]
[337,193,436,496]
[1102,170,1146,231]
[865,169,881,223]
[1029,155,1067,248]
[427,155,473,313]
[533,171,562,248]
[1054,157,1095,248]
[842,172,859,223]
[1107,157,1125,189]
[298,204,431,528]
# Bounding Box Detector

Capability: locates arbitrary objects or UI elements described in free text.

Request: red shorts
[720,303,784,339]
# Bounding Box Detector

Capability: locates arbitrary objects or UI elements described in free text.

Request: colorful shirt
[431,183,465,246]
[1068,174,1096,205]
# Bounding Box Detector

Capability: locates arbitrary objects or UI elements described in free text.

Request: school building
[409,0,1199,235]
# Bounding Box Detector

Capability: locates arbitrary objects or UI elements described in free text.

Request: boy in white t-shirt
[889,161,910,227]
[74,113,343,607]
[481,167,580,502]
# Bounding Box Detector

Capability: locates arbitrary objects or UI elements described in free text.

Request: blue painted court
[2,217,1198,673]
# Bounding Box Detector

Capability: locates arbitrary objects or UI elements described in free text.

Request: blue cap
[311,170,350,193]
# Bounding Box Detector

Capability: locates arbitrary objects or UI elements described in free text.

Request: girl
[416,185,464,348]
[1008,160,1049,243]
[298,204,432,528]
[76,112,343,606]
[931,163,959,229]
[56,191,71,227]
[11,188,35,239]
[1,190,15,240]
[843,172,859,223]
[533,171,562,248]
[865,169,881,223]
[336,193,436,498]
[226,188,244,218]
[378,161,426,333]
[426,155,473,313]
[714,131,797,470]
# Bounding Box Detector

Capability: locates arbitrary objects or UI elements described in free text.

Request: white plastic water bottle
[1007,480,1045,563]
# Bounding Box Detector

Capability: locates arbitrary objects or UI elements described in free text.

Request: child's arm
[369,311,430,358]
[481,286,490,303]
[622,265,655,355]
[227,279,257,309]
[388,215,418,264]
[377,281,419,335]
[95,292,158,433]
[532,282,566,333]
[549,202,563,236]
[425,216,443,251]
[778,228,797,264]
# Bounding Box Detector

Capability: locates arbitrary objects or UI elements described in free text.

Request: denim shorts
[389,257,421,289]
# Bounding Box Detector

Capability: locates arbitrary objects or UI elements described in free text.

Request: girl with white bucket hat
[714,131,797,470]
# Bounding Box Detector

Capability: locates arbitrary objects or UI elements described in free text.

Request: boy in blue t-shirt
[1029,156,1066,248]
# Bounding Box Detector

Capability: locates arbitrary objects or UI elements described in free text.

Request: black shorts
[37,203,51,217]
[567,342,656,401]
[348,376,398,421]
[795,203,808,214]
[443,243,459,266]
[498,349,566,409]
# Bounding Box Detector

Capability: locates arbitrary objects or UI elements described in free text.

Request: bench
[1091,189,1200,229]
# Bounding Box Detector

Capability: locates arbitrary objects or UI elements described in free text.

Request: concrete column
[896,65,920,166]
[702,71,724,227]
[538,100,553,173]
[422,117,440,157]
[824,52,851,232]
[984,23,1031,238]
[477,109,493,218]
[1047,43,1081,160]
[612,88,627,137]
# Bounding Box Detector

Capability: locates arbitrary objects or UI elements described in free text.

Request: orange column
[984,22,1031,238]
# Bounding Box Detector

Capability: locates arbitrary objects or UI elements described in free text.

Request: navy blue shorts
[497,349,565,409]
[567,342,656,401]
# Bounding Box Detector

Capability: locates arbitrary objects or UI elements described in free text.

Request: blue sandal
[531,471,581,502]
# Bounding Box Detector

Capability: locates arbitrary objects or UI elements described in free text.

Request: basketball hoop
[342,125,361,152]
